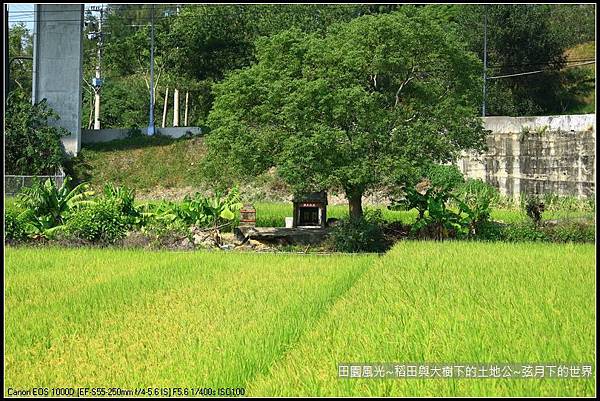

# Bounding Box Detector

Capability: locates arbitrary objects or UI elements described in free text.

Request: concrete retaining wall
[82,115,595,199]
[459,114,596,199]
[81,127,203,144]
[33,5,84,156]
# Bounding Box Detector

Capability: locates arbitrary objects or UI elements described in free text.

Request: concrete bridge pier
[32,4,84,156]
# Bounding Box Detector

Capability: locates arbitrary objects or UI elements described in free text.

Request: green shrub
[389,165,465,213]
[17,176,94,235]
[542,221,595,243]
[66,199,128,243]
[473,219,595,243]
[142,187,243,232]
[103,183,142,228]
[5,93,70,175]
[471,220,505,241]
[499,222,548,242]
[453,179,498,237]
[4,207,29,242]
[396,179,471,240]
[326,210,388,253]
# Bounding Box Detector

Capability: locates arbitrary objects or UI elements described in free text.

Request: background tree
[457,4,594,116]
[5,93,70,175]
[203,8,487,218]
[8,22,33,99]
[547,4,595,48]
[75,4,594,128]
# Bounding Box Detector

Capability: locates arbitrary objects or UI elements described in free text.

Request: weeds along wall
[459,114,595,199]
[81,127,203,144]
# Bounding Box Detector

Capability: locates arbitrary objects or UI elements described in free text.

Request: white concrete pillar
[32,4,84,156]
[173,88,180,127]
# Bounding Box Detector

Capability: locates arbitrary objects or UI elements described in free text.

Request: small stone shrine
[292,191,327,228]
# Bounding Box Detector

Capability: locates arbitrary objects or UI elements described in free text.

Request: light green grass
[5,247,373,389]
[253,202,593,227]
[70,135,207,190]
[249,241,596,396]
[5,242,595,396]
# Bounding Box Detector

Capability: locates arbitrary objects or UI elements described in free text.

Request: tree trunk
[347,188,364,220]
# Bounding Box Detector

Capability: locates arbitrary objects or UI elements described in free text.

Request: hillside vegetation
[564,41,595,114]
[70,135,208,192]
[69,134,291,201]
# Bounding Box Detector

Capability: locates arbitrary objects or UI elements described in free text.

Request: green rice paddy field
[251,202,594,227]
[5,241,596,397]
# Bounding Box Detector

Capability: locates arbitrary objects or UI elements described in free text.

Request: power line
[487,58,596,70]
[7,4,368,23]
[8,4,361,14]
[9,8,92,13]
[488,60,595,79]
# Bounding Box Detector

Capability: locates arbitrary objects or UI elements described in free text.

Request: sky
[7,3,105,31]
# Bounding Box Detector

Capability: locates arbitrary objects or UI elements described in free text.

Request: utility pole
[90,6,104,129]
[5,5,9,103]
[482,4,488,117]
[147,4,155,135]
[164,6,180,128]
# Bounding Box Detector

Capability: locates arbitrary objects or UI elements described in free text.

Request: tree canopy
[5,93,70,175]
[6,4,595,128]
[7,23,33,98]
[203,8,487,217]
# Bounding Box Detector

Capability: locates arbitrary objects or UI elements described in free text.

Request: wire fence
[4,168,66,196]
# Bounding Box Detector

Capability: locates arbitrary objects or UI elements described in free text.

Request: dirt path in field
[239,253,381,389]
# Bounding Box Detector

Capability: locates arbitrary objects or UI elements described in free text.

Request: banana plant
[17,176,95,235]
[139,188,243,240]
[102,183,143,227]
[205,187,243,227]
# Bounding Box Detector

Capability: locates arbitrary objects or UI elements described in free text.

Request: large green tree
[163,4,387,124]
[204,8,486,218]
